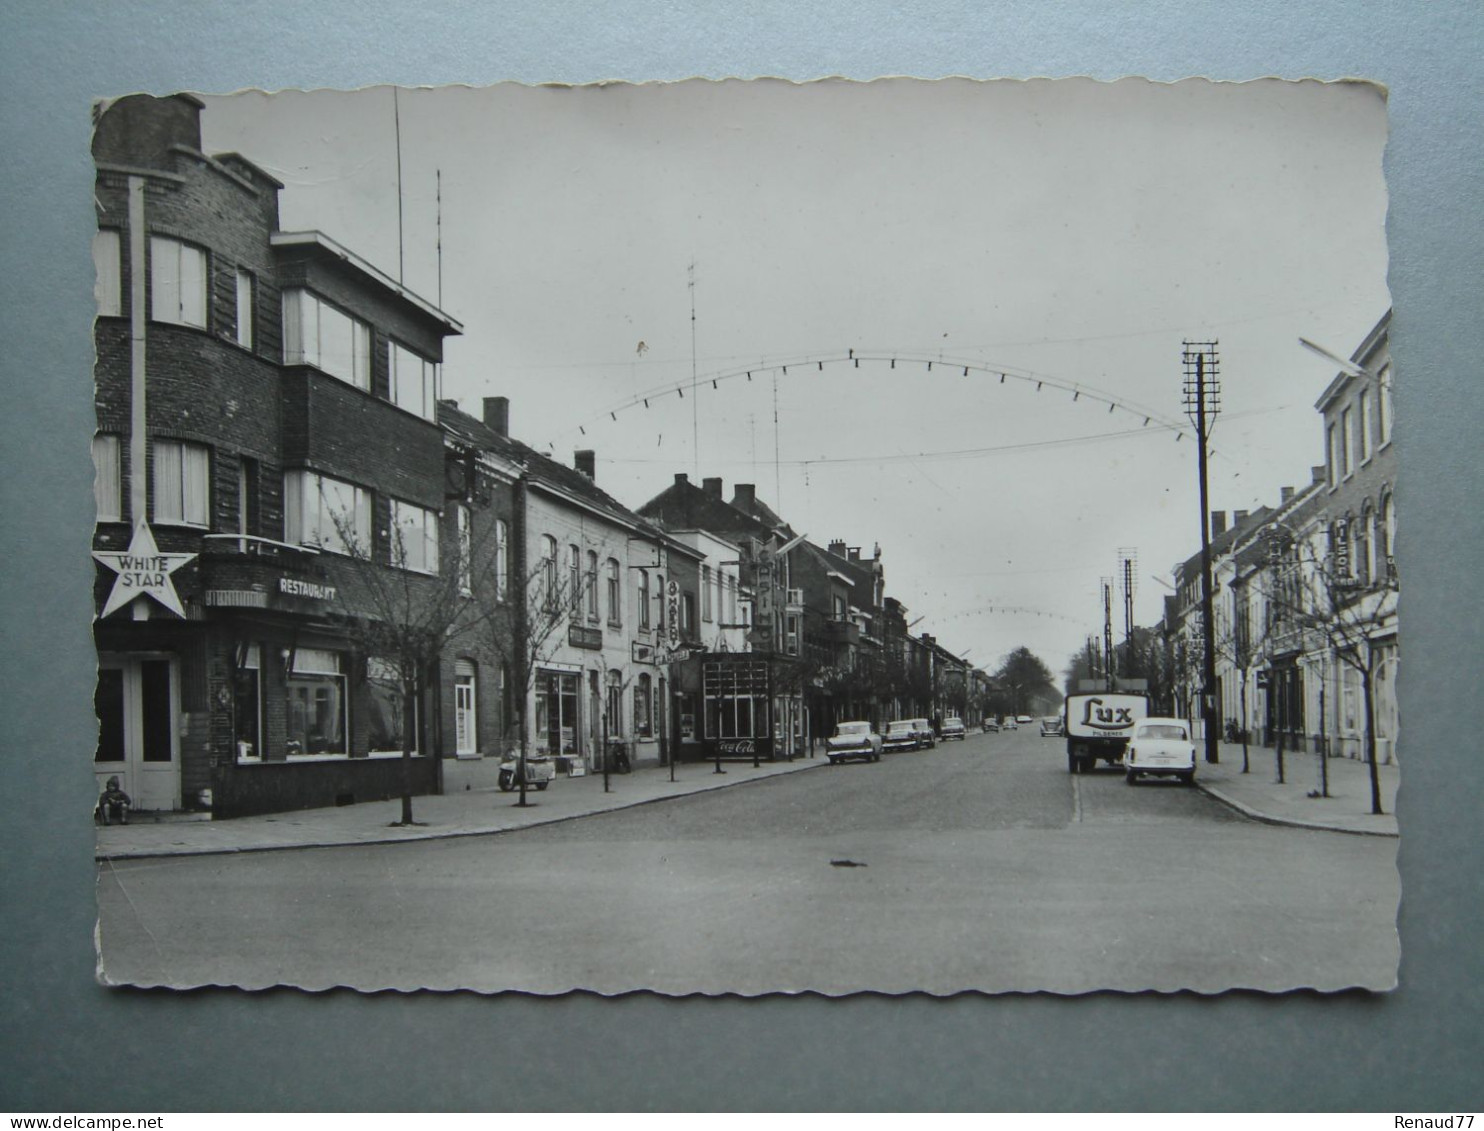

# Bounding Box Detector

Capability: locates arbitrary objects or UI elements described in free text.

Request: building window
[234,268,254,349]
[1358,388,1372,462]
[152,439,210,527]
[92,434,122,523]
[284,470,370,556]
[606,669,624,739]
[1358,505,1375,585]
[586,550,599,619]
[655,572,665,630]
[1341,408,1354,478]
[569,544,582,615]
[702,565,713,622]
[390,340,439,422]
[635,672,653,737]
[286,648,348,756]
[607,559,621,626]
[494,519,509,602]
[283,288,372,391]
[681,592,695,634]
[454,659,478,756]
[833,594,847,621]
[785,613,800,656]
[1327,424,1339,488]
[541,535,558,609]
[149,236,207,329]
[727,573,737,625]
[1378,366,1393,445]
[365,656,418,755]
[638,569,651,629]
[93,230,121,318]
[455,504,471,594]
[233,644,262,761]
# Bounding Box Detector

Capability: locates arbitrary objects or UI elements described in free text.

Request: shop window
[284,470,370,556]
[234,644,261,761]
[286,649,348,756]
[93,229,121,318]
[152,440,210,527]
[390,339,439,421]
[391,499,440,574]
[149,236,207,329]
[235,268,254,349]
[635,673,653,737]
[365,656,417,755]
[93,434,122,523]
[535,670,580,756]
[283,288,371,391]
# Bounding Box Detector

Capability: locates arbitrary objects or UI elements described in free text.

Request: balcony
[197,534,338,613]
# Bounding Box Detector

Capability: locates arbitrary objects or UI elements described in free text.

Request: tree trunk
[400,682,416,826]
[1363,659,1383,816]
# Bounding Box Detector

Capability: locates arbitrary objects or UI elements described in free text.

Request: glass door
[95,656,180,812]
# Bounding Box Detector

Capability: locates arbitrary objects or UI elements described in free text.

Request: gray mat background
[2,0,1479,1112]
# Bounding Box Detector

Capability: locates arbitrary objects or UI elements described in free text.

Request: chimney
[703,477,723,499]
[848,547,861,562]
[574,450,596,480]
[733,484,756,510]
[828,539,847,558]
[1312,465,1327,486]
[1281,486,1294,503]
[674,473,690,487]
[1233,510,1249,525]
[1210,511,1227,536]
[483,396,509,437]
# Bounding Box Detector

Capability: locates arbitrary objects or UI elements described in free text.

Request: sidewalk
[1194,739,1400,837]
[95,756,827,860]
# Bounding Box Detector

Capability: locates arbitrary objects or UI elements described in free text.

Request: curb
[96,758,828,862]
[1194,779,1399,838]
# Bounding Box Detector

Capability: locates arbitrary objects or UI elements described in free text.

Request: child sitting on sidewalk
[97,776,132,825]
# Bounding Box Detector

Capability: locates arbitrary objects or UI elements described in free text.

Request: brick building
[91,94,462,817]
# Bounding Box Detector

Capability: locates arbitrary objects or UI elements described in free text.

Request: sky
[198,77,1390,678]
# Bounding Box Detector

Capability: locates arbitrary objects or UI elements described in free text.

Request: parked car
[826,721,883,764]
[1016,715,1034,725]
[1122,717,1197,785]
[1001,717,1018,731]
[940,717,966,740]
[883,720,921,753]
[1039,716,1064,738]
[911,718,937,748]
[981,719,1000,732]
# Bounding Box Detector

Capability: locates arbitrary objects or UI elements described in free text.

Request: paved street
[97,727,1399,995]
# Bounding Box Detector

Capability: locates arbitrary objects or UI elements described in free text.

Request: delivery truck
[1064,691,1150,774]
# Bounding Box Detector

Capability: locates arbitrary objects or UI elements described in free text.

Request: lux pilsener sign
[93,522,197,618]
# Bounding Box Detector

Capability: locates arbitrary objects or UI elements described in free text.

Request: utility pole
[1119,548,1137,677]
[1102,578,1115,692]
[1183,341,1222,764]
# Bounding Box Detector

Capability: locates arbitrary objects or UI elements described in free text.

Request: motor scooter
[497,751,555,792]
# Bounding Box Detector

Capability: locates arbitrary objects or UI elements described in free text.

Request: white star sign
[93,522,198,618]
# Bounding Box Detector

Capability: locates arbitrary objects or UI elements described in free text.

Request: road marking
[1072,773,1083,823]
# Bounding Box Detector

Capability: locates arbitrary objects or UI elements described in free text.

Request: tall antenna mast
[393,87,405,283]
[688,261,698,479]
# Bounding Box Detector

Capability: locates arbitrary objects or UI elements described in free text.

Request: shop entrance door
[95,656,180,812]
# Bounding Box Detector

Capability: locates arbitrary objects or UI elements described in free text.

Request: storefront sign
[569,624,603,650]
[666,580,680,647]
[632,640,657,664]
[93,522,196,618]
[717,737,773,757]
[278,577,338,602]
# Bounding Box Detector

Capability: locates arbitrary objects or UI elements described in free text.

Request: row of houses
[1161,311,1398,768]
[89,94,986,818]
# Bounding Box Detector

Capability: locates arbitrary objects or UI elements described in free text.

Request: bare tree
[1259,524,1398,815]
[327,502,480,826]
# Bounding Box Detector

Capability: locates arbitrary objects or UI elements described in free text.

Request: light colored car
[1039,716,1064,738]
[883,720,921,753]
[1123,717,1197,785]
[911,718,936,748]
[826,721,883,764]
[940,717,966,740]
[1016,715,1034,725]
[1001,717,1018,731]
